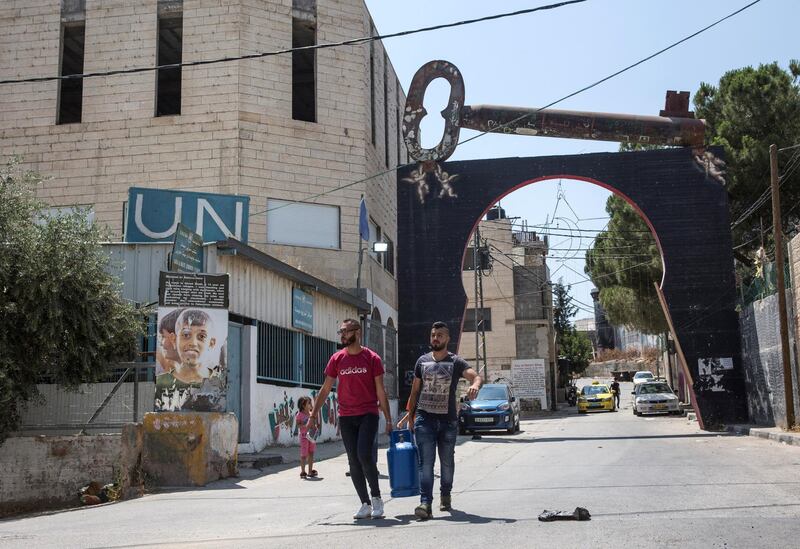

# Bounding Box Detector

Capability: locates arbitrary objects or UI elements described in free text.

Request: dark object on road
[538,507,591,522]
[471,434,482,440]
[566,379,578,406]
[612,370,634,382]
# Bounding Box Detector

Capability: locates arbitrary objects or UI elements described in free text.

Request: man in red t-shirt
[310,318,392,520]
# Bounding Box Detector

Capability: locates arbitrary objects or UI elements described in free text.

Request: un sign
[125,187,250,244]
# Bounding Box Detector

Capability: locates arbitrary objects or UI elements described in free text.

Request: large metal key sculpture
[402,59,706,166]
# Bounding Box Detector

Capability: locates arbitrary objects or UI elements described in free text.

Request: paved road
[2,381,800,548]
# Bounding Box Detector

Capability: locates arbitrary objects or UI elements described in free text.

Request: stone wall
[0,434,122,516]
[740,292,800,427]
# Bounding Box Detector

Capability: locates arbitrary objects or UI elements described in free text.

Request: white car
[632,371,655,385]
[632,381,682,416]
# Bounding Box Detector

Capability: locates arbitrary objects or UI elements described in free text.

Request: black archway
[397,147,747,428]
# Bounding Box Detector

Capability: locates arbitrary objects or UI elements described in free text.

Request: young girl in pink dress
[296,396,317,478]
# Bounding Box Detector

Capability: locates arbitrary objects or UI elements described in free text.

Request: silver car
[632,381,683,416]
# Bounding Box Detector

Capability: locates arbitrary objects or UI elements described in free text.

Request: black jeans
[340,413,381,503]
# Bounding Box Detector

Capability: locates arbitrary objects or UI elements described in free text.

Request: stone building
[460,207,556,408]
[1,0,406,449]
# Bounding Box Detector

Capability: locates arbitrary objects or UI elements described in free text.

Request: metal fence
[256,321,337,387]
[739,261,790,307]
[365,318,398,398]
[16,363,156,433]
[254,319,398,396]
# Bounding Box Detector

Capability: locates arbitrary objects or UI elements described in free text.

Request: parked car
[632,381,682,416]
[458,383,520,435]
[632,371,655,385]
[577,381,616,413]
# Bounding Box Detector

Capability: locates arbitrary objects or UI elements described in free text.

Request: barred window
[257,321,336,387]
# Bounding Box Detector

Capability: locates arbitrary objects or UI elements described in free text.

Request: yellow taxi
[577,381,617,413]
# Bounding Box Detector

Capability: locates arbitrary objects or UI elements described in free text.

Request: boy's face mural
[178,322,216,367]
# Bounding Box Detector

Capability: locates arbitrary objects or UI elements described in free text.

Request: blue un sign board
[125,187,250,244]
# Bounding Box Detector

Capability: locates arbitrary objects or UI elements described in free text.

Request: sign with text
[292,288,314,332]
[512,358,548,410]
[155,271,230,413]
[159,272,229,309]
[125,187,249,244]
[170,223,203,273]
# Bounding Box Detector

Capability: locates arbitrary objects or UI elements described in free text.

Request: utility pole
[771,143,795,429]
[472,228,488,380]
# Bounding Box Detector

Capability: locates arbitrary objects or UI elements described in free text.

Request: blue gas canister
[387,429,419,497]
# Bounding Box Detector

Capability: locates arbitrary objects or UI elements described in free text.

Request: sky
[364,0,799,317]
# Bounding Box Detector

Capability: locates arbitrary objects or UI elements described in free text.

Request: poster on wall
[154,272,230,412]
[512,358,548,411]
[697,357,733,392]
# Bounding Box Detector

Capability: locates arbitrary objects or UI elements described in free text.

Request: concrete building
[459,208,556,409]
[1,0,406,451]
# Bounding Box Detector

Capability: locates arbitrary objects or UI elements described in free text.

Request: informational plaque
[512,358,548,410]
[159,272,229,309]
[292,288,314,332]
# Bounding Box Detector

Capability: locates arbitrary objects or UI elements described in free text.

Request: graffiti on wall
[267,390,339,443]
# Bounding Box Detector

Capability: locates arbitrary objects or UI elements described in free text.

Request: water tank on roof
[486,206,506,220]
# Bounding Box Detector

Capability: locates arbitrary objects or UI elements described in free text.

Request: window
[266,199,340,249]
[36,206,95,226]
[368,218,382,265]
[463,308,492,332]
[57,1,85,124]
[383,52,390,167]
[383,236,395,276]
[257,321,335,387]
[292,0,316,122]
[397,86,403,166]
[156,0,183,116]
[369,25,376,144]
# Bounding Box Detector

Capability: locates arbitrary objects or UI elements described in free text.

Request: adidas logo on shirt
[340,367,368,375]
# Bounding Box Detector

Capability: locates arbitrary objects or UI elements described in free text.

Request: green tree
[0,158,144,442]
[552,279,577,341]
[585,195,667,335]
[559,328,594,375]
[552,280,593,373]
[695,60,800,253]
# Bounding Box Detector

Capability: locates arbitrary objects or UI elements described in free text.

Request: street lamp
[357,241,388,290]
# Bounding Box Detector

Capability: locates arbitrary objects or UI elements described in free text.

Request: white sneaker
[354,502,372,519]
[370,497,384,518]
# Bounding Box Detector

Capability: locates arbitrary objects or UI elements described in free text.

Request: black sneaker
[414,503,433,520]
[439,494,451,511]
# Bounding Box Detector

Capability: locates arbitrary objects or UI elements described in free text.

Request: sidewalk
[727,424,800,447]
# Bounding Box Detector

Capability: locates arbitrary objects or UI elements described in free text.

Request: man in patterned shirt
[406,321,481,520]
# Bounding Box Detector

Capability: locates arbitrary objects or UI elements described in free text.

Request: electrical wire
[246,0,761,217]
[0,1,587,85]
[454,0,762,152]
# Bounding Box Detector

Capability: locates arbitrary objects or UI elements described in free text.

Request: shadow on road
[527,433,731,443]
[320,508,516,528]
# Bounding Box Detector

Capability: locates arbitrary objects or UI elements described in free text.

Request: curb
[727,424,800,447]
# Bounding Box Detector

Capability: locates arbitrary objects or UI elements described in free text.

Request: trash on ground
[538,507,591,522]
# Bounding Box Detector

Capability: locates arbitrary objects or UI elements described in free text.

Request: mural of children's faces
[176,311,217,368]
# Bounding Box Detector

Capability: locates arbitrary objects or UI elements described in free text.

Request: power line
[731,147,800,229]
[0,1,587,86]
[211,0,763,218]
[455,0,763,152]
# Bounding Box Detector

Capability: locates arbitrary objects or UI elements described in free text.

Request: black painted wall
[397,147,748,428]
